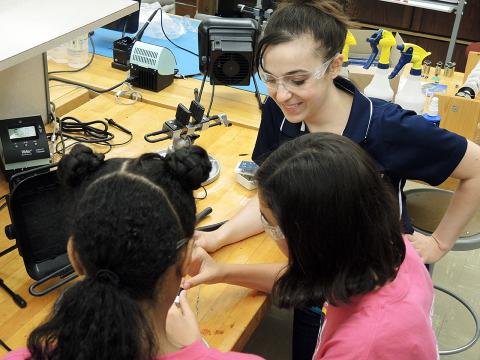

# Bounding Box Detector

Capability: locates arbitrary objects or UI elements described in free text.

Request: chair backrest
[405,188,480,251]
[7,169,71,280]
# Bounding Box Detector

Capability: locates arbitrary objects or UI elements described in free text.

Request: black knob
[5,224,15,240]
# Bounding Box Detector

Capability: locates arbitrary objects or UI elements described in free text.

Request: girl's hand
[166,290,201,347]
[183,246,225,289]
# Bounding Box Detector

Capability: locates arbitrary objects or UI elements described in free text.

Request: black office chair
[5,164,78,297]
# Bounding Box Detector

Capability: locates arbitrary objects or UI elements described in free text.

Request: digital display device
[8,126,37,141]
[0,115,51,177]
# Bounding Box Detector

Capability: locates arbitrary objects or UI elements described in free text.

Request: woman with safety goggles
[190,0,480,359]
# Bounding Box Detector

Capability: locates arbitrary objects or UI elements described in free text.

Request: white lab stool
[406,188,480,355]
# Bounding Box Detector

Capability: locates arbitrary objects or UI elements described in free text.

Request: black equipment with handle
[5,163,78,297]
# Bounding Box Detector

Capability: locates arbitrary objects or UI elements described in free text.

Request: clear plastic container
[394,74,426,114]
[67,34,89,69]
[422,96,441,126]
[50,43,69,64]
[364,68,394,102]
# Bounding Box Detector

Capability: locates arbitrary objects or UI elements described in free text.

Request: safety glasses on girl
[258,54,337,92]
[176,237,189,249]
[260,213,285,242]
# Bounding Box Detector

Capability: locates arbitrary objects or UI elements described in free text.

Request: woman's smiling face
[260,35,336,124]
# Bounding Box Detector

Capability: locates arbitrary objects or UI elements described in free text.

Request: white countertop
[0,0,138,71]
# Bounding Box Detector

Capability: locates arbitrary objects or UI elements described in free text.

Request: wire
[121,20,128,39]
[54,117,133,155]
[206,84,215,117]
[58,115,67,157]
[48,32,96,75]
[194,186,208,200]
[0,193,8,213]
[174,72,202,79]
[160,7,198,57]
[48,101,67,157]
[55,132,133,155]
[48,77,129,94]
[0,338,12,352]
[61,117,114,142]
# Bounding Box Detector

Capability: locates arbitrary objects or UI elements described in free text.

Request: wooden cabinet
[347,0,480,72]
[175,0,217,17]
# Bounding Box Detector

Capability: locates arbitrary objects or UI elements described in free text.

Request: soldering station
[0,116,50,180]
[111,6,161,71]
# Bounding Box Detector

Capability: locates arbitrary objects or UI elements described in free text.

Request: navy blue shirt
[252,77,468,233]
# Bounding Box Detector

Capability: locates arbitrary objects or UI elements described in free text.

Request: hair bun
[58,144,105,187]
[165,145,212,190]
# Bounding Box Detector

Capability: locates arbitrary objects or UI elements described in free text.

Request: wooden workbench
[0,94,286,355]
[48,83,91,117]
[1,48,473,353]
[48,55,264,129]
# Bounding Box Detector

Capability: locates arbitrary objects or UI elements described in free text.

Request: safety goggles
[258,54,337,92]
[176,237,190,249]
[260,213,285,242]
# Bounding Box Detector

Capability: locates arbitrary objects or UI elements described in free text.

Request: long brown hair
[256,133,405,308]
[256,0,351,70]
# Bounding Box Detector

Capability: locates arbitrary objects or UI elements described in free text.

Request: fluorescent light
[378,0,456,13]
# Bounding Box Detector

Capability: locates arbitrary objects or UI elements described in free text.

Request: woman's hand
[193,230,224,253]
[183,246,225,289]
[166,290,201,347]
[407,231,449,264]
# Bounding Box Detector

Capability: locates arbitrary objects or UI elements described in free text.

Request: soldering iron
[112,8,160,71]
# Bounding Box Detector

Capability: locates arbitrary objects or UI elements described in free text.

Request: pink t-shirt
[313,238,438,360]
[1,341,263,360]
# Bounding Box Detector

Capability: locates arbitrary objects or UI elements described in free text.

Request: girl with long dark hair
[190,133,438,358]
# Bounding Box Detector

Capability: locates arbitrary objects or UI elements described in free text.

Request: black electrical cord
[54,117,133,155]
[47,31,132,93]
[48,32,96,75]
[121,19,128,39]
[174,72,202,79]
[0,194,7,212]
[48,77,130,94]
[206,84,215,117]
[0,338,11,352]
[61,117,114,142]
[55,140,98,155]
[55,133,133,156]
[194,186,208,200]
[57,115,67,157]
[160,7,198,57]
